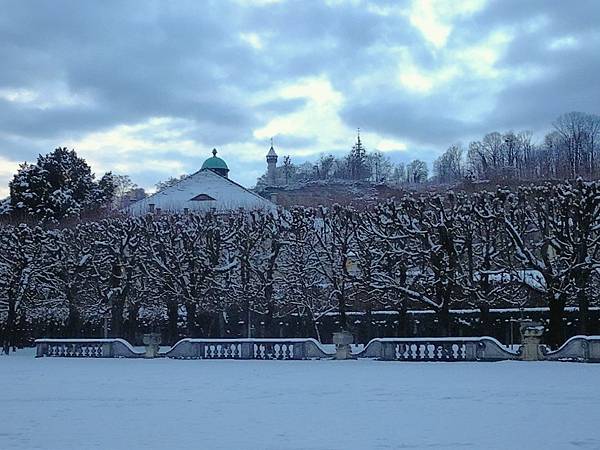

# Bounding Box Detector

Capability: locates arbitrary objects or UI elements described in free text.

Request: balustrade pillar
[333,331,354,360]
[520,321,544,361]
[241,342,253,359]
[143,333,161,358]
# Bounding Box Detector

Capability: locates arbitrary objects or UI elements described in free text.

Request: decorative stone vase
[520,321,544,361]
[332,331,354,360]
[143,333,162,359]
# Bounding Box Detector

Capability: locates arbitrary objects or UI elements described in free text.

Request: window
[189,193,216,202]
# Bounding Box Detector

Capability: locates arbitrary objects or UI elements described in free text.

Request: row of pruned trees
[1,179,599,352]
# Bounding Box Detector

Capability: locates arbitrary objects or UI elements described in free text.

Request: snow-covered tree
[279,207,334,340]
[8,147,115,222]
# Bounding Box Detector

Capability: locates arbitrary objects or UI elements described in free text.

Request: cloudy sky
[0,0,599,195]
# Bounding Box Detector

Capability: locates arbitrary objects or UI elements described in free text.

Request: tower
[266,138,278,185]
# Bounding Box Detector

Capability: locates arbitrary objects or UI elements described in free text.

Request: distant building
[266,140,278,186]
[126,149,275,215]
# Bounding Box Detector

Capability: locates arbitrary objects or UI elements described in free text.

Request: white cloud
[548,36,578,51]
[0,89,38,103]
[240,32,264,50]
[398,64,458,93]
[0,83,93,110]
[0,156,20,198]
[254,76,348,149]
[375,138,408,152]
[409,0,486,48]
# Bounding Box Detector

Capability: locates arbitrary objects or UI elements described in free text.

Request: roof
[126,169,275,215]
[267,146,277,157]
[201,149,229,171]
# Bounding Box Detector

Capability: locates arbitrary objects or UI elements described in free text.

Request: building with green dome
[126,148,275,215]
[201,148,230,178]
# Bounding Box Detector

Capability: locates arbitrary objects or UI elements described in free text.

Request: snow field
[1,349,599,449]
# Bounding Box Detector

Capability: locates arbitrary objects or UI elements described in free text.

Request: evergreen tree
[346,131,369,180]
[8,147,114,222]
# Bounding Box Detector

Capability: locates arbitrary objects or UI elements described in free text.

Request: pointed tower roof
[267,138,277,157]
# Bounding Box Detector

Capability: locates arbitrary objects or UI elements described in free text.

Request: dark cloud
[341,95,471,146]
[0,0,598,191]
[459,0,600,132]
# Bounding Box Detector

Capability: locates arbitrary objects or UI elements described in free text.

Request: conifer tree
[8,147,115,222]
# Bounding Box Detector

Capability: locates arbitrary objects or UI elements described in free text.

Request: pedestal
[332,331,354,360]
[143,333,162,359]
[520,321,544,361]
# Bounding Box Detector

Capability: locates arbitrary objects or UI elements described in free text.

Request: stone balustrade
[542,335,600,362]
[35,338,144,358]
[357,337,520,361]
[33,335,600,363]
[163,338,331,360]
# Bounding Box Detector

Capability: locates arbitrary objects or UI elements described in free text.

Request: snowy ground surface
[1,349,599,450]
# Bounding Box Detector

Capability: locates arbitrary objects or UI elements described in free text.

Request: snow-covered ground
[1,349,599,450]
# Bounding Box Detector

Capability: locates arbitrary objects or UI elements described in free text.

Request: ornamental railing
[34,336,600,362]
[356,337,520,361]
[163,338,331,360]
[35,338,143,358]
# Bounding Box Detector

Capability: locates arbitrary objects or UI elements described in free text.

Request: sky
[0,0,599,195]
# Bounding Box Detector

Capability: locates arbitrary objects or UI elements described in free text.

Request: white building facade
[126,149,275,215]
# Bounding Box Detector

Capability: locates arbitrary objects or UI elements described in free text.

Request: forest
[1,178,599,353]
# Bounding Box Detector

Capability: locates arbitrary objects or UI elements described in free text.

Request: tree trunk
[186,302,197,337]
[438,301,450,337]
[245,299,252,338]
[397,302,409,337]
[110,300,124,338]
[217,311,225,338]
[126,304,140,343]
[309,314,321,342]
[3,299,16,354]
[577,290,589,336]
[575,272,590,335]
[166,302,179,345]
[547,295,566,349]
[264,302,275,337]
[479,304,491,337]
[364,306,373,342]
[338,292,347,330]
[65,303,81,338]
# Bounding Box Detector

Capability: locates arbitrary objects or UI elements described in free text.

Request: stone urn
[332,330,354,360]
[143,333,162,359]
[520,321,544,361]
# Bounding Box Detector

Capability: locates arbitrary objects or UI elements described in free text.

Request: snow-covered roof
[126,169,275,215]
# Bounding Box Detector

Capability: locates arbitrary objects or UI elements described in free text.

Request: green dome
[201,149,230,177]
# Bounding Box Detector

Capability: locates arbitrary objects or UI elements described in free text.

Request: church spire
[267,138,277,158]
[266,138,278,186]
